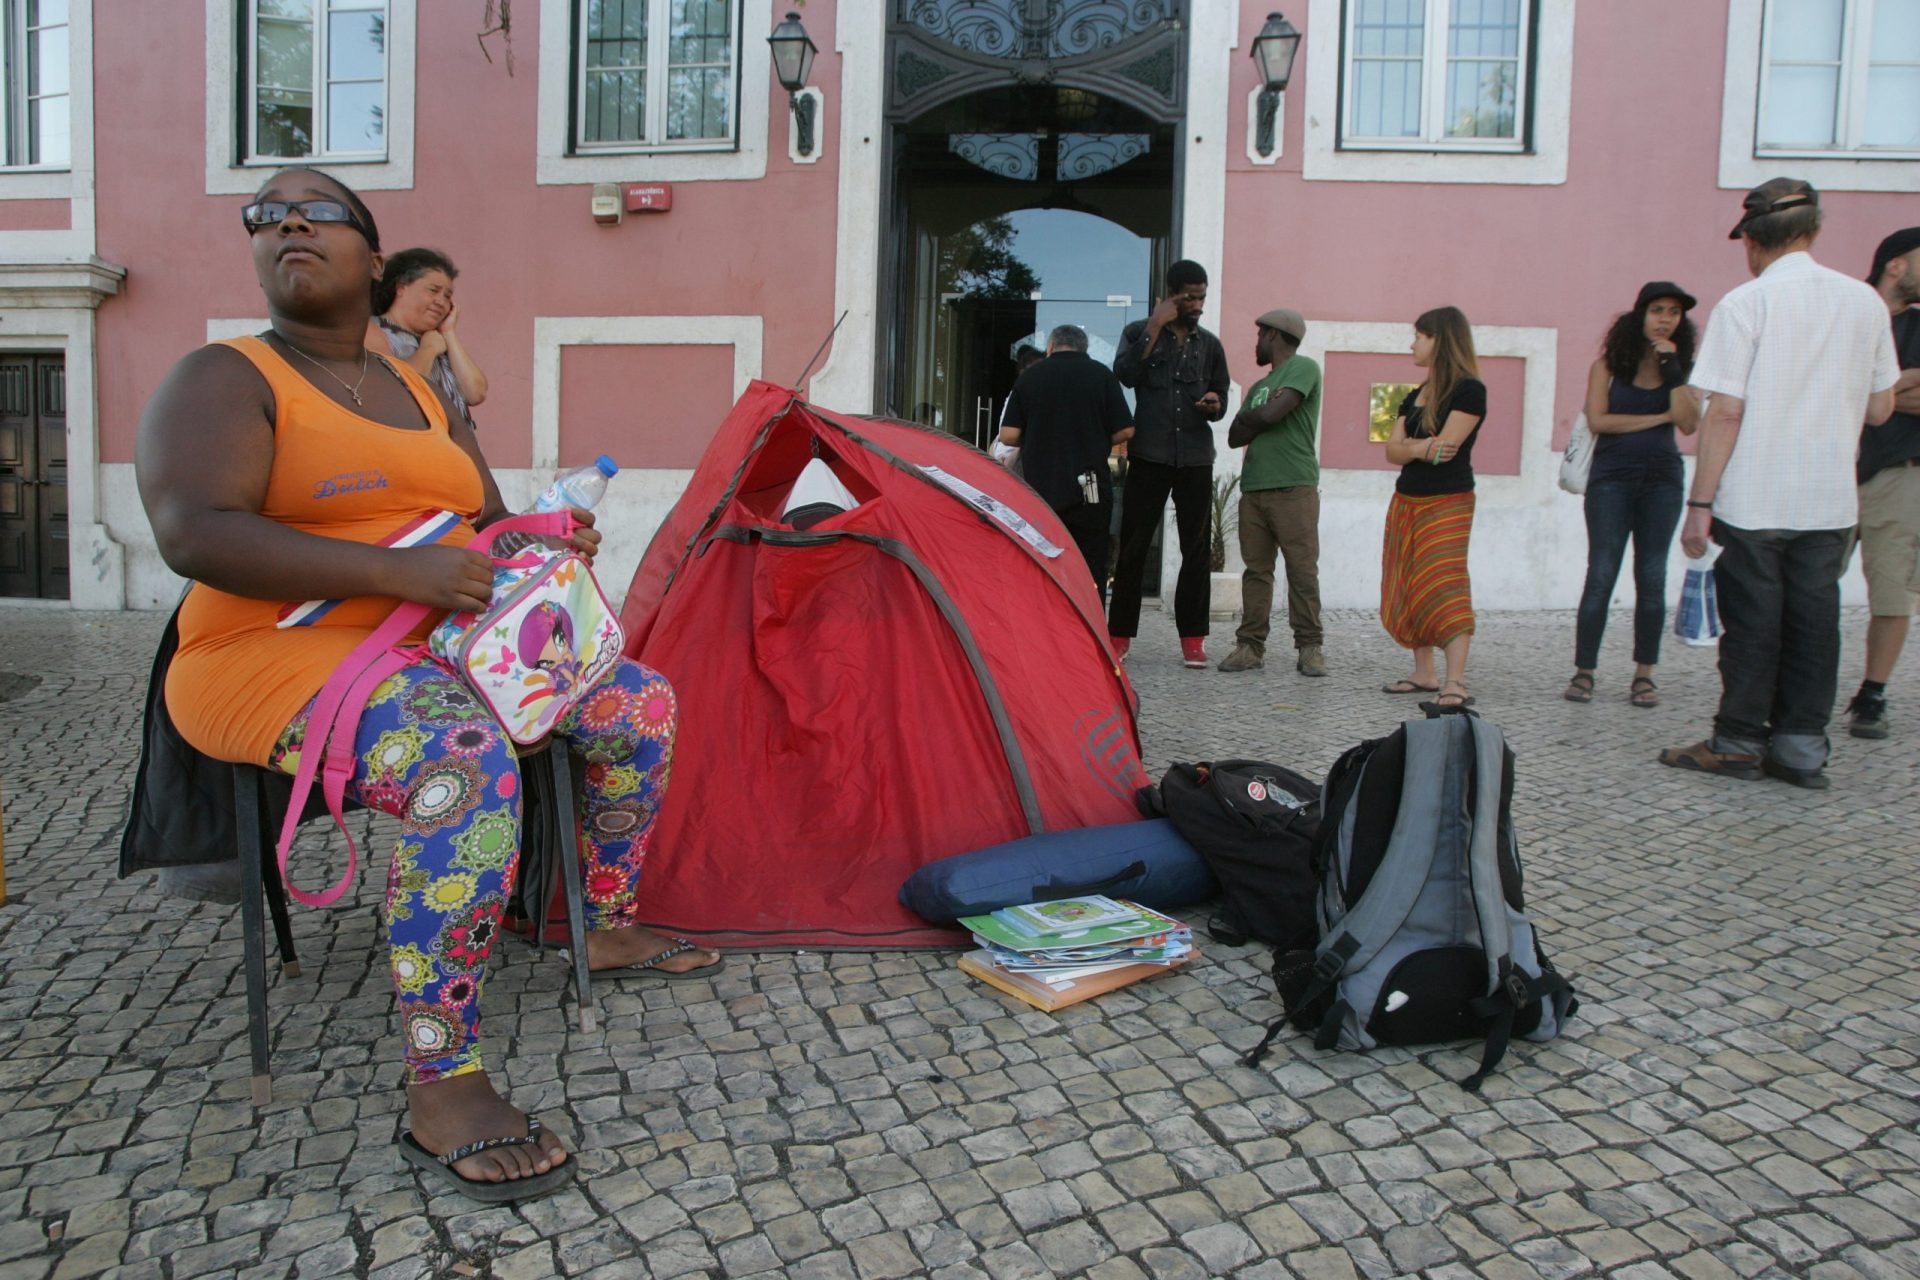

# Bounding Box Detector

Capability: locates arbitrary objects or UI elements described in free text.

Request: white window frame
[1339,0,1532,154]
[0,0,70,170]
[1303,0,1572,185]
[1755,0,1920,161]
[243,0,388,164]
[1719,1,1917,193]
[205,0,415,194]
[0,0,90,237]
[573,0,741,154]
[536,0,772,184]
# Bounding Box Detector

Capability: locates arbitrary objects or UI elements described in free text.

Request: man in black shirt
[1848,227,1920,738]
[995,324,1134,595]
[1109,260,1231,667]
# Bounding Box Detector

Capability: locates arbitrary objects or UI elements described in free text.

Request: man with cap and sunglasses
[1845,227,1920,739]
[1659,179,1899,790]
[1219,309,1326,676]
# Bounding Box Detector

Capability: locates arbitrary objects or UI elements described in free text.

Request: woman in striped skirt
[1380,307,1487,709]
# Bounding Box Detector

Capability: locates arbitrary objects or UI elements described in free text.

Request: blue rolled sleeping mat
[900,819,1219,924]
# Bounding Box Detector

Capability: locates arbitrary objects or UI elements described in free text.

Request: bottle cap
[594,454,620,477]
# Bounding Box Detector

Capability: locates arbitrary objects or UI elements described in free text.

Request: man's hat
[1867,227,1920,285]
[1729,177,1818,240]
[1256,308,1306,343]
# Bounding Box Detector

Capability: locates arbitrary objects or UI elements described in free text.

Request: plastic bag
[1673,553,1722,646]
[1558,413,1594,495]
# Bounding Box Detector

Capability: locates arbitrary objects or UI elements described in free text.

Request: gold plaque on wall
[1369,383,1420,443]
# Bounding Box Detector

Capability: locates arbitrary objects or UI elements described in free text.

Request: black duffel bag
[1136,760,1320,951]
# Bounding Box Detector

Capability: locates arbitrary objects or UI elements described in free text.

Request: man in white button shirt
[1660,179,1899,789]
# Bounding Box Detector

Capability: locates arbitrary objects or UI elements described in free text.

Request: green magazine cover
[957,900,1183,953]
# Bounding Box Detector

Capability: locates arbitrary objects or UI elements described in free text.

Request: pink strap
[276,602,432,907]
[273,508,578,907]
[468,510,576,556]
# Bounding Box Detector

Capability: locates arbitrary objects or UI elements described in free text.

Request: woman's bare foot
[407,1072,568,1184]
[584,924,722,975]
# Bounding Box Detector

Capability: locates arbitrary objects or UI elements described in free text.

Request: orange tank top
[167,336,486,765]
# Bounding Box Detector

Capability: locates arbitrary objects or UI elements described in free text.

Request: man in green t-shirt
[1220,309,1326,675]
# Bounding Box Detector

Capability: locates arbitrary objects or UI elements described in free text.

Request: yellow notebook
[958,948,1197,1012]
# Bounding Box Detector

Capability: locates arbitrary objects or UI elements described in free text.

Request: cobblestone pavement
[1,604,1916,1280]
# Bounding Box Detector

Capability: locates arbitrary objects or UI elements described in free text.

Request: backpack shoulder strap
[1463,716,1515,993]
[1459,714,1530,1091]
[1299,718,1454,1008]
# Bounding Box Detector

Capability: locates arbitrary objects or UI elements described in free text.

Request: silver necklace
[279,336,371,406]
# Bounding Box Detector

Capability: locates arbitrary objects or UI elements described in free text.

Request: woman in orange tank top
[136,169,720,1202]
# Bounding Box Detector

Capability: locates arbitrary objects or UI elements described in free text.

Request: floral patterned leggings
[270,657,676,1083]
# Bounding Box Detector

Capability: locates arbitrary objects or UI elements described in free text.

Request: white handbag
[1558,413,1594,495]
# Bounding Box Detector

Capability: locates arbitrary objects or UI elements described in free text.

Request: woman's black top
[1396,379,1487,496]
[1591,375,1684,487]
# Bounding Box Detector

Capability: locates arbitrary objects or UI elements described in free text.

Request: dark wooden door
[0,355,67,599]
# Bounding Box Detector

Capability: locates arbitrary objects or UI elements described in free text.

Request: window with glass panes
[1760,0,1920,155]
[1342,0,1531,150]
[247,0,387,161]
[1,0,69,167]
[576,0,737,150]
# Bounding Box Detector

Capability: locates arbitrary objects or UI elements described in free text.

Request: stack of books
[956,895,1197,1011]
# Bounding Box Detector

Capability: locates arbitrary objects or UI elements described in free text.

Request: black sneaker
[1847,692,1890,740]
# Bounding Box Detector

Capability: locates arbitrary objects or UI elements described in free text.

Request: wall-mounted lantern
[1251,11,1302,159]
[769,11,820,158]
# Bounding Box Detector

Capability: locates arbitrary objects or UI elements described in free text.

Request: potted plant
[1209,472,1241,619]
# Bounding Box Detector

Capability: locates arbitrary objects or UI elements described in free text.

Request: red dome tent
[617,381,1147,948]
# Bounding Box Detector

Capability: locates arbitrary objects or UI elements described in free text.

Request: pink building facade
[2,1,1915,613]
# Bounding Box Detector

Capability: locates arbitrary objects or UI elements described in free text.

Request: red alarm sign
[625,184,673,213]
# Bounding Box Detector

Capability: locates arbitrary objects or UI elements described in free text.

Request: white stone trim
[1182,4,1234,278]
[1298,320,1557,490]
[787,86,825,165]
[0,0,95,262]
[806,0,884,414]
[204,0,418,195]
[1244,86,1283,166]
[208,317,268,342]
[1301,0,1574,186]
[529,314,763,473]
[1717,1,1920,193]
[534,0,772,186]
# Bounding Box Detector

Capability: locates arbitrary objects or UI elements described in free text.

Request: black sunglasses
[241,199,370,241]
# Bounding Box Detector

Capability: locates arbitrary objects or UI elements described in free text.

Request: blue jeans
[1574,469,1683,669]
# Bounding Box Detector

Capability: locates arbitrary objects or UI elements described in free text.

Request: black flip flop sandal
[1423,682,1475,710]
[398,1116,573,1203]
[1382,679,1440,695]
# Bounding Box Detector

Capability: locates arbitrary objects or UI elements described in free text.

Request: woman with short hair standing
[1565,282,1701,707]
[1380,307,1486,709]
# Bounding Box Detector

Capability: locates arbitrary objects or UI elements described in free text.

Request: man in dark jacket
[995,325,1134,594]
[1108,259,1231,667]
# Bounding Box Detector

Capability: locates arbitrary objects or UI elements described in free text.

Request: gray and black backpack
[1246,709,1577,1091]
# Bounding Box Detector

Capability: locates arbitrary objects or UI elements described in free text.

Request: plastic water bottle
[498,455,618,553]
